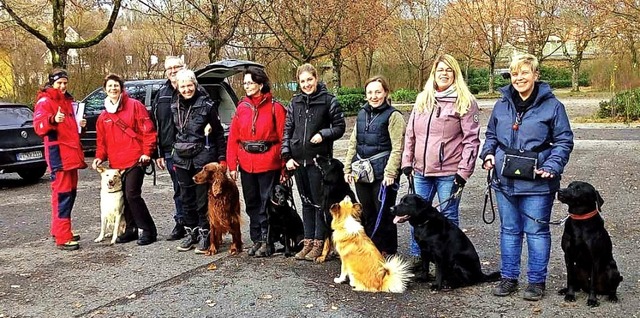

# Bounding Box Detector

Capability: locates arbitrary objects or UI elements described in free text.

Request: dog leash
[482,170,496,224]
[371,182,399,238]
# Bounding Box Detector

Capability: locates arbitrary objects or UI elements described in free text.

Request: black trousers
[240,168,279,242]
[175,166,209,229]
[355,179,398,254]
[294,165,327,240]
[122,166,157,235]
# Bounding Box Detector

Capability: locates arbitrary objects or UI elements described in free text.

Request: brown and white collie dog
[330,196,412,293]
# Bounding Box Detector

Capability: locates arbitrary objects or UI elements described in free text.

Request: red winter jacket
[95,93,157,169]
[33,88,87,172]
[227,93,286,173]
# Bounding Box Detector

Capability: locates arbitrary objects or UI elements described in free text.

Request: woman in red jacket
[33,69,87,251]
[227,67,286,257]
[91,74,158,246]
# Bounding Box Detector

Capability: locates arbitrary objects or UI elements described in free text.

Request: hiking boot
[52,233,81,242]
[304,239,324,261]
[177,226,199,251]
[294,239,313,260]
[493,278,519,296]
[194,228,210,254]
[57,240,79,251]
[523,282,546,301]
[115,227,139,244]
[248,242,262,257]
[137,231,157,246]
[167,222,186,241]
[255,234,273,257]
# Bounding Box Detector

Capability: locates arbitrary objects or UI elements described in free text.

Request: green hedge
[337,87,365,95]
[390,89,418,103]
[597,88,640,121]
[337,94,365,115]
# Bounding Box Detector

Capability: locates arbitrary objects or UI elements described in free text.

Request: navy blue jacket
[480,82,574,195]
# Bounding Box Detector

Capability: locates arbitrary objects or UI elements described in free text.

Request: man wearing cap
[33,68,87,251]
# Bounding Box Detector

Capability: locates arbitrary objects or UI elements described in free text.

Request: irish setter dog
[193,162,242,255]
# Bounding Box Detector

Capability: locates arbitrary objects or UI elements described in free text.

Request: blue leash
[371,182,399,238]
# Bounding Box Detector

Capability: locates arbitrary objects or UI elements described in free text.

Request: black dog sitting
[557,181,623,307]
[268,184,304,257]
[312,155,357,262]
[391,194,500,290]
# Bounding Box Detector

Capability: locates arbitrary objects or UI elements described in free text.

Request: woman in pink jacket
[401,54,481,262]
[92,74,158,246]
[33,69,87,251]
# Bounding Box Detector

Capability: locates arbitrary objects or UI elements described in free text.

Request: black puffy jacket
[171,90,226,170]
[282,83,345,165]
[151,80,177,157]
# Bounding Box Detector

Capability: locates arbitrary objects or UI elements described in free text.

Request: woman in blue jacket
[480,54,573,301]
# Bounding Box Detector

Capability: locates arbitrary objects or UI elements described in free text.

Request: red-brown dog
[193,162,242,255]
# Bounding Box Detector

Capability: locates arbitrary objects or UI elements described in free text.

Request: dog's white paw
[334,276,348,284]
[94,236,104,243]
[109,238,117,245]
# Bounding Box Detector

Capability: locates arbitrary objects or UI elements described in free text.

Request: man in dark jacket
[151,56,185,241]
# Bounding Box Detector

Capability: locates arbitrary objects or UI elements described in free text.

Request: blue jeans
[164,152,184,223]
[494,190,554,283]
[409,174,461,256]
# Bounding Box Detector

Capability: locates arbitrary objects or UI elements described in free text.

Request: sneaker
[167,223,186,241]
[523,282,546,301]
[137,231,157,246]
[255,242,273,258]
[247,242,262,256]
[57,241,79,251]
[493,278,518,296]
[52,233,81,241]
[194,228,210,254]
[177,227,198,251]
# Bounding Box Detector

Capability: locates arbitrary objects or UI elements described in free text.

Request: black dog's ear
[596,190,604,209]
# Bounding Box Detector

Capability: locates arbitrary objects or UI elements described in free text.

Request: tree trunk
[50,47,69,69]
[331,49,342,91]
[571,61,580,92]
[488,58,496,94]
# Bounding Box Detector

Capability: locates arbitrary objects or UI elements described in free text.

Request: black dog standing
[267,183,304,257]
[557,181,623,307]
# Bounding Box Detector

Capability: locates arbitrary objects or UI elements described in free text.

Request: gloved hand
[402,166,413,176]
[454,173,466,187]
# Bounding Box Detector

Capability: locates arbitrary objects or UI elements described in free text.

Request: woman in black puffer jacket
[282,63,346,261]
[171,69,226,255]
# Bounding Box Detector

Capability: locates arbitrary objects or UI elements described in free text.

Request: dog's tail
[381,255,414,293]
[482,271,501,282]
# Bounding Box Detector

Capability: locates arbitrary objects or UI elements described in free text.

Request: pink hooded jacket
[401,96,480,180]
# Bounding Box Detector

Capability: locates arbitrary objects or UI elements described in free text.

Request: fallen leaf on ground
[259,294,273,299]
[207,263,217,270]
[126,294,136,299]
[305,304,314,308]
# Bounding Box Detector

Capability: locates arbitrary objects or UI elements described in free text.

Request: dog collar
[569,209,598,220]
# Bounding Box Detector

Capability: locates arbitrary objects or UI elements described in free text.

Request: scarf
[435,85,458,100]
[104,95,122,114]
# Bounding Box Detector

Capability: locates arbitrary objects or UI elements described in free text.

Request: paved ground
[1,97,639,317]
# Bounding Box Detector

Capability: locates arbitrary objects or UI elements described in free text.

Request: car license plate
[16,150,43,161]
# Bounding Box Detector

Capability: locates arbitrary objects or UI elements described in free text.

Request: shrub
[337,93,366,115]
[597,88,640,122]
[390,89,418,103]
[337,87,365,95]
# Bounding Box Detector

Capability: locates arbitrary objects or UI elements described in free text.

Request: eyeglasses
[165,65,183,71]
[243,81,257,86]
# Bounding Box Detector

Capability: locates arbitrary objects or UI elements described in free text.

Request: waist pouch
[173,142,204,159]
[242,141,275,154]
[351,151,390,183]
[501,148,537,180]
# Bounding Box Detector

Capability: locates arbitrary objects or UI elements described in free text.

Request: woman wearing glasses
[401,54,481,271]
[227,66,287,257]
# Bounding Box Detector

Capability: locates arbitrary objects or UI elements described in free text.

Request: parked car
[0,102,48,182]
[79,59,264,153]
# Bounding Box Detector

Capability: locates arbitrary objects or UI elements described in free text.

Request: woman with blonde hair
[401,54,481,268]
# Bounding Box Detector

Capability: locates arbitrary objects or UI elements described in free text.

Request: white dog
[95,167,125,245]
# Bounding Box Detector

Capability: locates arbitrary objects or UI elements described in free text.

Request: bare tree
[0,0,122,68]
[510,0,563,64]
[133,0,253,63]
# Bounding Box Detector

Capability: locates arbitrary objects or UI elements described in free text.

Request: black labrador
[268,184,304,257]
[557,181,623,307]
[391,194,500,290]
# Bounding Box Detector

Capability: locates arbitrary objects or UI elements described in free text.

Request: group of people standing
[35,52,573,302]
